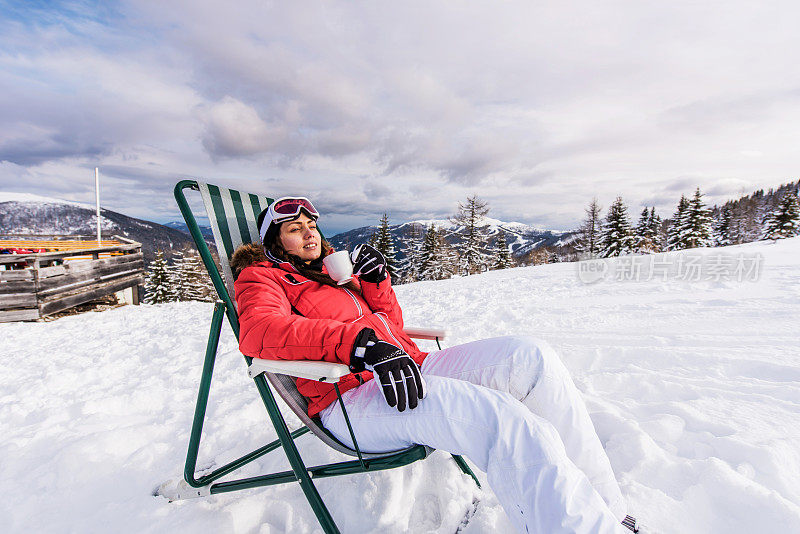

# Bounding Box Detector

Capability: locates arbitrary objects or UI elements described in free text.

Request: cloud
[363,181,392,199]
[314,126,373,158]
[201,97,287,158]
[0,8,202,166]
[0,122,108,165]
[706,178,752,197]
[640,193,683,212]
[658,91,799,134]
[2,0,800,233]
[665,177,701,192]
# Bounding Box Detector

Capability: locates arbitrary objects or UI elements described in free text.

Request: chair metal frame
[170,180,478,534]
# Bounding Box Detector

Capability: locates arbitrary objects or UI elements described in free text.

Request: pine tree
[493,231,514,270]
[367,230,378,248]
[575,198,603,258]
[667,195,690,250]
[648,207,663,252]
[418,224,458,280]
[635,207,659,253]
[714,204,734,246]
[526,247,550,266]
[397,223,425,283]
[743,198,763,243]
[730,201,749,245]
[178,249,213,301]
[144,250,175,304]
[169,249,187,300]
[435,230,459,279]
[684,187,713,248]
[451,195,490,275]
[763,192,800,240]
[635,208,648,250]
[419,224,440,281]
[373,213,398,282]
[600,196,635,257]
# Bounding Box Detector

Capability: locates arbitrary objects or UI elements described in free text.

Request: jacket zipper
[375,313,404,349]
[343,288,363,316]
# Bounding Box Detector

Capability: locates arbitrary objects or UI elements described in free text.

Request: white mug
[323,250,354,285]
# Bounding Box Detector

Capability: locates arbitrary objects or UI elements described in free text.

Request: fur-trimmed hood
[231,242,269,279]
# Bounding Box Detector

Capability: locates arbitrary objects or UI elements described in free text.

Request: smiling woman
[277,215,321,261]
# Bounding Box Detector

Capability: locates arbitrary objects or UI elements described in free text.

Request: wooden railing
[0,235,144,322]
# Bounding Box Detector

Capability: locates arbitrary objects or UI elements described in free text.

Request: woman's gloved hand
[350,244,387,283]
[350,329,425,411]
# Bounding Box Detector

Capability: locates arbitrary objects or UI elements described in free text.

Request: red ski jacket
[233,244,427,416]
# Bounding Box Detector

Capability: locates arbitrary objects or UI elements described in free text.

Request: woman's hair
[267,234,362,294]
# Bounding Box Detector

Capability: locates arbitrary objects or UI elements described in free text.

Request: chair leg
[452,454,481,488]
[253,373,341,534]
[184,302,226,487]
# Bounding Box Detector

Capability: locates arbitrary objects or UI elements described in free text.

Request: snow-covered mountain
[163,221,215,240]
[329,216,577,260]
[1,190,576,265]
[0,192,196,263]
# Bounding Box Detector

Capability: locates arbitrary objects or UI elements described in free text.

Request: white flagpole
[95,167,101,245]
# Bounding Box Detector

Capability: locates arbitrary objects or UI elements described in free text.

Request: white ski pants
[320,336,627,534]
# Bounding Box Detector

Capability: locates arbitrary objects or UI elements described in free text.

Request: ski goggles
[259,196,319,242]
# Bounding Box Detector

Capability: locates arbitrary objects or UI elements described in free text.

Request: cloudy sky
[1,1,799,234]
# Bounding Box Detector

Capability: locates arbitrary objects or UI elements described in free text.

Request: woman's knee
[499,336,540,392]
[505,335,554,357]
[503,336,568,399]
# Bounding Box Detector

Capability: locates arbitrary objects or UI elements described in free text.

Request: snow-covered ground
[2,238,799,533]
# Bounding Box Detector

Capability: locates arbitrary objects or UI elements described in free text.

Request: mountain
[0,191,576,266]
[328,216,577,262]
[0,192,197,263]
[163,221,215,240]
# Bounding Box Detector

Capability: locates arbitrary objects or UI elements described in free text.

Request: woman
[232,196,640,534]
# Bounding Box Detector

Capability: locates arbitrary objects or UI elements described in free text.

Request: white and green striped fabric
[197,182,273,298]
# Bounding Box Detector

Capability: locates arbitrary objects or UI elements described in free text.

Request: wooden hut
[0,235,144,322]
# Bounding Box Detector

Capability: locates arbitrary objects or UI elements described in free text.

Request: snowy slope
[0,191,96,209]
[2,238,800,533]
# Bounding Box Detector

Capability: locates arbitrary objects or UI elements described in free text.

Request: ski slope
[2,238,799,533]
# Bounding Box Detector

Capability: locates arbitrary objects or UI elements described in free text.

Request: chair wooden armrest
[246,327,446,383]
[403,326,448,340]
[248,358,351,383]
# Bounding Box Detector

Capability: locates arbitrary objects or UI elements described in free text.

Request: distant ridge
[0,193,197,263]
[328,217,576,260]
[0,192,96,209]
[163,221,215,240]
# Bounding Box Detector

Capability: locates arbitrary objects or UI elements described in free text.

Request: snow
[477,216,543,232]
[2,237,800,533]
[0,191,95,210]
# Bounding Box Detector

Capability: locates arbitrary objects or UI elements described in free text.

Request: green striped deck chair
[166,180,478,534]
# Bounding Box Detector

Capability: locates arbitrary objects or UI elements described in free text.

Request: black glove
[350,329,425,411]
[350,244,387,283]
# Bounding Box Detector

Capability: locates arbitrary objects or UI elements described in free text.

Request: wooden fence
[0,235,144,322]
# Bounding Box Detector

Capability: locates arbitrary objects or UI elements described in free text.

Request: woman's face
[278,212,321,262]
